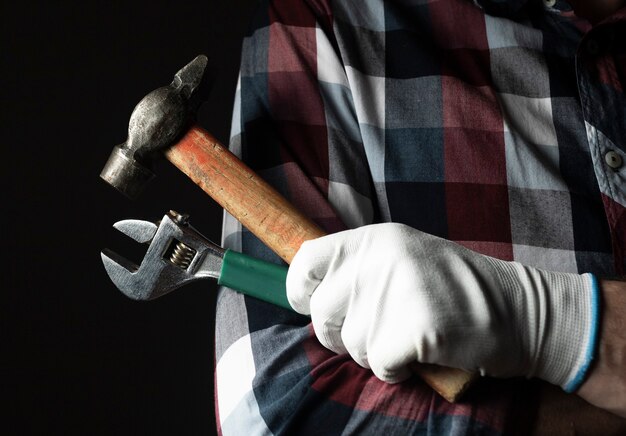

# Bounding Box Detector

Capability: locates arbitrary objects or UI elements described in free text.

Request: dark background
[3,1,258,434]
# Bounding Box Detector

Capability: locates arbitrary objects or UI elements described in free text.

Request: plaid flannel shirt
[215,0,626,434]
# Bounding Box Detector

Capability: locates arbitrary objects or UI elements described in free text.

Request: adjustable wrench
[101,210,290,308]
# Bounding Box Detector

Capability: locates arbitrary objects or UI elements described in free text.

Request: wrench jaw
[101,211,225,301]
[112,219,158,244]
[100,249,164,300]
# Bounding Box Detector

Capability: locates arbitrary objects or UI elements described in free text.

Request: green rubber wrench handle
[218,249,293,311]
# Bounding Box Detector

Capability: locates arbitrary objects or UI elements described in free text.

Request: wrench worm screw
[169,241,196,269]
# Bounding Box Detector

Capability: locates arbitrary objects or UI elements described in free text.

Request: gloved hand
[286,224,599,392]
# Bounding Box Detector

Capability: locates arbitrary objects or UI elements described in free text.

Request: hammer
[100,55,476,402]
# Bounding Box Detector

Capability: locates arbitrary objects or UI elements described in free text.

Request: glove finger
[340,310,370,370]
[340,284,415,380]
[287,230,358,314]
[308,269,353,356]
[346,276,418,383]
[368,337,414,383]
[286,239,334,315]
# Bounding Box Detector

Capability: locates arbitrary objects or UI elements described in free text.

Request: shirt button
[605,151,623,169]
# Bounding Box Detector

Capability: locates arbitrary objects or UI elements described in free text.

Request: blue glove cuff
[564,273,601,393]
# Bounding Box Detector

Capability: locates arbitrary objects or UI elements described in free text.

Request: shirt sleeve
[213,1,521,434]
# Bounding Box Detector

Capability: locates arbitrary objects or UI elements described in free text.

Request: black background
[4,1,257,434]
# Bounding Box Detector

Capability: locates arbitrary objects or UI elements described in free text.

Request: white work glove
[286,224,599,392]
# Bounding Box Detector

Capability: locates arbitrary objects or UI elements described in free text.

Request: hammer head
[100,55,212,199]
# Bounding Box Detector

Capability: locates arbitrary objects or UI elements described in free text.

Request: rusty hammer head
[100,55,212,199]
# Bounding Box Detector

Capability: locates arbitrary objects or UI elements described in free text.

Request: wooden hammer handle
[166,125,326,263]
[165,125,476,403]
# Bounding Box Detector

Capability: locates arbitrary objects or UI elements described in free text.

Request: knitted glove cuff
[488,257,600,391]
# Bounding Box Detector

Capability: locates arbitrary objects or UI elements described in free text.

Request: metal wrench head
[101,210,225,300]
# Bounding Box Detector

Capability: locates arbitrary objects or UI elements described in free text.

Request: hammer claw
[172,54,209,99]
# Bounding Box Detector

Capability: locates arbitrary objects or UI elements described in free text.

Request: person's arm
[286,224,626,418]
[577,279,626,417]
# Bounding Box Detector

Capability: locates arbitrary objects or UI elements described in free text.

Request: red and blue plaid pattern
[215,1,626,434]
